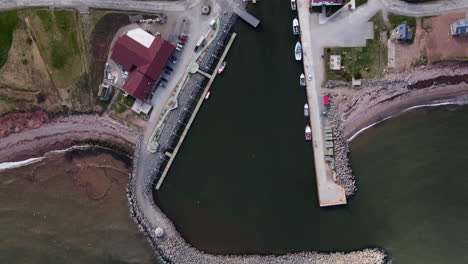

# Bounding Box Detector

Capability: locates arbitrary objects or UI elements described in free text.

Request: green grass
[111,92,135,114]
[35,10,79,70]
[356,0,368,7]
[324,12,388,81]
[388,13,417,29]
[0,10,19,69]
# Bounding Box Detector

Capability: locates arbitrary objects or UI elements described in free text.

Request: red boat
[305,125,312,141]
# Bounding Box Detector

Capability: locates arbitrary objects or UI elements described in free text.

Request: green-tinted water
[155,1,468,263]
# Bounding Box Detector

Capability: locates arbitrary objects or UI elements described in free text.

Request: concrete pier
[296,0,347,207]
[155,32,237,190]
[233,6,260,28]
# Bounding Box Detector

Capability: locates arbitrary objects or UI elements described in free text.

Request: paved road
[0,0,201,12]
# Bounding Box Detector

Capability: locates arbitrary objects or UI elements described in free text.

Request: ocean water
[153,1,468,263]
[0,148,156,264]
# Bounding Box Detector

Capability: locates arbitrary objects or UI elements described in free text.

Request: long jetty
[155,32,237,190]
[296,0,346,206]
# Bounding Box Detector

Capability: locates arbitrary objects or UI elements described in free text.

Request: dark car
[165,66,174,71]
[171,56,177,61]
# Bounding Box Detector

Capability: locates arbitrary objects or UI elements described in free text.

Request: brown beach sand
[341,83,468,140]
[0,115,138,163]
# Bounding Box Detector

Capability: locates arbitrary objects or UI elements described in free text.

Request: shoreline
[0,114,137,163]
[341,83,468,141]
[347,99,468,142]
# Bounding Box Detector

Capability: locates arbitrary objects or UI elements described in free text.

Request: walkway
[155,32,237,190]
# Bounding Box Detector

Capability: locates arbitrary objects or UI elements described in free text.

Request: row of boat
[291,0,311,141]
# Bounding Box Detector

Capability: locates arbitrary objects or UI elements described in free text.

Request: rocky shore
[0,114,137,163]
[324,65,468,199]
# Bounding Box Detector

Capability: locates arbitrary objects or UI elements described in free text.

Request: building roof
[451,19,468,35]
[126,28,155,48]
[323,96,330,105]
[110,30,175,100]
[397,24,412,40]
[330,55,341,70]
[310,0,344,6]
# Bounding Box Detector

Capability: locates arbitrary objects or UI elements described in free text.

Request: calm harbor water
[0,148,156,264]
[155,1,468,263]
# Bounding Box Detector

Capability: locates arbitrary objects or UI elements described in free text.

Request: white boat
[218,61,226,74]
[205,91,211,100]
[291,0,296,10]
[305,125,312,141]
[304,103,309,117]
[300,73,305,87]
[293,18,300,35]
[295,41,302,61]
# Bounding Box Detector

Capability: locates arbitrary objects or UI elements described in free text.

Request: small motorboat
[218,61,226,74]
[205,91,211,100]
[300,73,305,87]
[305,125,312,141]
[295,41,302,61]
[304,103,309,117]
[293,18,300,35]
[291,0,296,11]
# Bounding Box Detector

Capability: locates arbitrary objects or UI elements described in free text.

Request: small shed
[451,19,468,36]
[330,55,341,70]
[396,24,412,41]
[323,95,330,106]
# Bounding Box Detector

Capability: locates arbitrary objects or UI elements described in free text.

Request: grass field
[325,12,388,81]
[0,11,19,70]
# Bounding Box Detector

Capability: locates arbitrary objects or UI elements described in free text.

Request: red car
[178,36,187,41]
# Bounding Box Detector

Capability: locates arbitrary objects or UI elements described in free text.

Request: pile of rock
[329,95,357,196]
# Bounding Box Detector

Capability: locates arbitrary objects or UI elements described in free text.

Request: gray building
[397,24,412,41]
[451,19,468,36]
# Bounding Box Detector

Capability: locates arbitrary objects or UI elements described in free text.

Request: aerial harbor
[1,0,468,264]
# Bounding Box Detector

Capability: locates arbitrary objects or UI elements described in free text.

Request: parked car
[176,43,184,49]
[176,47,181,52]
[179,36,187,41]
[171,56,177,61]
[165,66,174,71]
[161,77,168,83]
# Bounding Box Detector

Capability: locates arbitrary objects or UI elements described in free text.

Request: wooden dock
[155,32,237,190]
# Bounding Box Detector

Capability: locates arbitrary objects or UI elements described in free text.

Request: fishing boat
[300,73,305,87]
[293,18,300,35]
[218,61,226,74]
[304,103,309,117]
[205,91,211,100]
[291,0,296,10]
[305,125,312,141]
[295,41,302,61]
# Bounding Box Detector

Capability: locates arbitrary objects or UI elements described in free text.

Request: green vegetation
[111,92,135,114]
[388,13,417,30]
[34,10,80,71]
[0,11,19,69]
[325,12,387,81]
[356,0,368,7]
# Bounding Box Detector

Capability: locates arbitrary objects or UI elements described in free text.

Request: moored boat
[295,41,302,61]
[218,61,226,74]
[305,125,312,141]
[293,18,300,35]
[205,91,211,100]
[291,0,296,10]
[304,103,309,117]
[300,73,305,87]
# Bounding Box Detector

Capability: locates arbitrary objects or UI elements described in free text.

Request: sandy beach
[0,115,138,163]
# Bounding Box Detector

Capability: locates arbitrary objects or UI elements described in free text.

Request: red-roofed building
[310,0,344,6]
[110,28,175,101]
